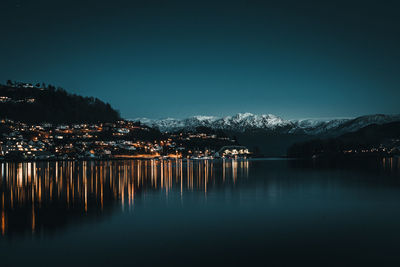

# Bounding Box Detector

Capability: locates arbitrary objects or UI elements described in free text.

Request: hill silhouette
[287,121,400,157]
[0,81,120,123]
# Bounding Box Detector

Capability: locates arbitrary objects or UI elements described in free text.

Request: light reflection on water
[1,158,400,266]
[1,157,399,238]
[0,159,250,236]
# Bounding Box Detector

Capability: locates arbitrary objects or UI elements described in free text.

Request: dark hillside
[287,122,400,157]
[0,81,121,123]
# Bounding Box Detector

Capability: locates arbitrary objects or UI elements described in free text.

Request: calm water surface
[1,158,400,266]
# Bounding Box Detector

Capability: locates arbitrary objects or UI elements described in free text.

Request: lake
[1,158,400,266]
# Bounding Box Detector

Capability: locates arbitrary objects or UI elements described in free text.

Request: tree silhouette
[0,81,121,123]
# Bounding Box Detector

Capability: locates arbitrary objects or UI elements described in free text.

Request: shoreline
[0,155,398,163]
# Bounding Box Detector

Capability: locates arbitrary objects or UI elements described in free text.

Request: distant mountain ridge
[134,113,400,136]
[134,113,291,131]
[287,121,400,158]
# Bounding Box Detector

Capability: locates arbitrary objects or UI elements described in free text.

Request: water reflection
[288,156,400,175]
[0,159,249,237]
[382,157,400,173]
[1,157,399,238]
[2,158,400,266]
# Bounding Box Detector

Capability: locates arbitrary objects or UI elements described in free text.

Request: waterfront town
[1,81,399,160]
[0,118,250,161]
[0,81,252,161]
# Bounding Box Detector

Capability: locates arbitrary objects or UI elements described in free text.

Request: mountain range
[134,113,400,156]
[134,113,400,136]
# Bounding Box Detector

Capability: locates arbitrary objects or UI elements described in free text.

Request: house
[215,146,250,158]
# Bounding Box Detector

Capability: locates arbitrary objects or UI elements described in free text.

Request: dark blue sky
[1,0,399,119]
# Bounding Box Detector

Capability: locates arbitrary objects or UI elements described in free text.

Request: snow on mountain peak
[132,113,400,135]
[233,112,254,120]
[133,113,292,132]
[191,115,219,122]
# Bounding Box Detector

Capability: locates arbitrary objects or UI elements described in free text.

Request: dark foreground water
[1,158,400,266]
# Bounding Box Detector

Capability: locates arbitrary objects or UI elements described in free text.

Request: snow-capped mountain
[294,114,400,136]
[289,118,353,135]
[133,113,400,136]
[133,113,292,132]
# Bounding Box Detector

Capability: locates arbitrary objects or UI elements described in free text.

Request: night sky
[1,0,399,119]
